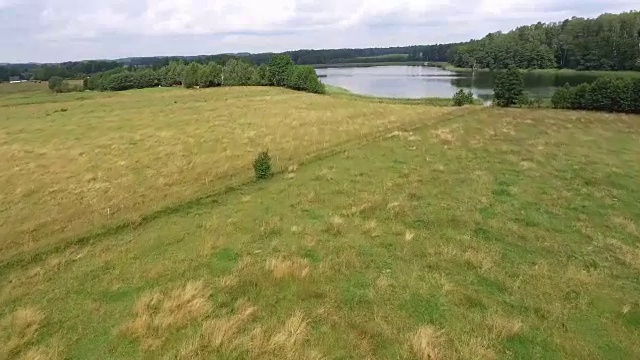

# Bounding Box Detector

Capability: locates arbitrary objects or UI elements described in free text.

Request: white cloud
[0,0,637,62]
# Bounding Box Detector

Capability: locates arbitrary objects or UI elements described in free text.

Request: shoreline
[312,61,425,69]
[427,62,640,77]
[324,84,483,106]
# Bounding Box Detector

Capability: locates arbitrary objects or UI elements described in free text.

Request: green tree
[268,55,294,87]
[48,76,64,92]
[224,59,259,86]
[257,64,270,86]
[198,63,223,88]
[285,65,325,94]
[551,83,573,109]
[183,62,201,88]
[493,67,524,107]
[159,61,185,87]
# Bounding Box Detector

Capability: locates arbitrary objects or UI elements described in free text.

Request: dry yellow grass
[409,326,445,360]
[326,215,346,235]
[265,257,311,279]
[486,314,523,340]
[175,308,321,360]
[0,307,45,359]
[248,311,321,360]
[121,280,211,350]
[177,301,257,358]
[0,86,457,264]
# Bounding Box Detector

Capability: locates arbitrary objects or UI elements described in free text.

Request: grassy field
[2,85,640,359]
[0,86,458,265]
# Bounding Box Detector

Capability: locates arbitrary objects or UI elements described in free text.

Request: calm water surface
[316,66,605,100]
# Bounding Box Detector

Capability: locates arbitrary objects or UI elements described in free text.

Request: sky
[0,0,637,63]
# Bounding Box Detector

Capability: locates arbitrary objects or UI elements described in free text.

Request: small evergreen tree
[253,151,272,180]
[452,89,474,106]
[493,67,524,107]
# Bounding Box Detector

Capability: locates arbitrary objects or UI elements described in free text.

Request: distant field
[0,81,48,94]
[0,86,457,264]
[1,85,639,359]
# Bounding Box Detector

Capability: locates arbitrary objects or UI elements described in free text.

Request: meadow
[1,83,639,359]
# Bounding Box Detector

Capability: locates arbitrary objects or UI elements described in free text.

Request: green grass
[0,85,457,265]
[324,84,481,106]
[1,86,640,359]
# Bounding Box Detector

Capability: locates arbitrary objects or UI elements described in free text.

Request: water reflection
[316,66,604,100]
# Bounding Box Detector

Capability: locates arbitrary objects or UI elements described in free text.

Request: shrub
[198,63,223,88]
[268,55,294,87]
[493,67,524,107]
[550,77,640,114]
[285,65,325,94]
[452,89,474,106]
[257,64,270,86]
[134,69,160,88]
[104,72,137,91]
[183,63,201,89]
[224,59,260,86]
[551,83,572,109]
[48,76,64,92]
[253,151,272,180]
[517,93,533,108]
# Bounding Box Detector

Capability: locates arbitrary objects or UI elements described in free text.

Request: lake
[316,66,606,100]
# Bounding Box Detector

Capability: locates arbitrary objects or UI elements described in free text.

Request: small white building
[9,76,22,84]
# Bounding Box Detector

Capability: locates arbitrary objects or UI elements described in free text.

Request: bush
[198,63,223,88]
[134,69,160,88]
[493,67,524,107]
[48,76,64,92]
[452,89,474,106]
[253,151,272,180]
[257,64,270,86]
[551,83,572,109]
[551,77,640,114]
[183,63,201,89]
[285,65,325,94]
[268,55,294,87]
[104,72,137,91]
[224,59,259,86]
[517,93,533,108]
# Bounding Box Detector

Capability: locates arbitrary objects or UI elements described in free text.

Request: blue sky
[0,0,637,63]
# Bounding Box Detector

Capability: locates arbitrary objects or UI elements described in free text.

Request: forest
[1,10,639,82]
[450,11,640,70]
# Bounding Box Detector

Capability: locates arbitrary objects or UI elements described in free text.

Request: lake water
[316,66,605,100]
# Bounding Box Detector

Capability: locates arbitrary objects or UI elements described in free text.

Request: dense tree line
[0,60,121,82]
[451,11,640,71]
[85,55,324,94]
[551,78,640,113]
[112,44,458,69]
